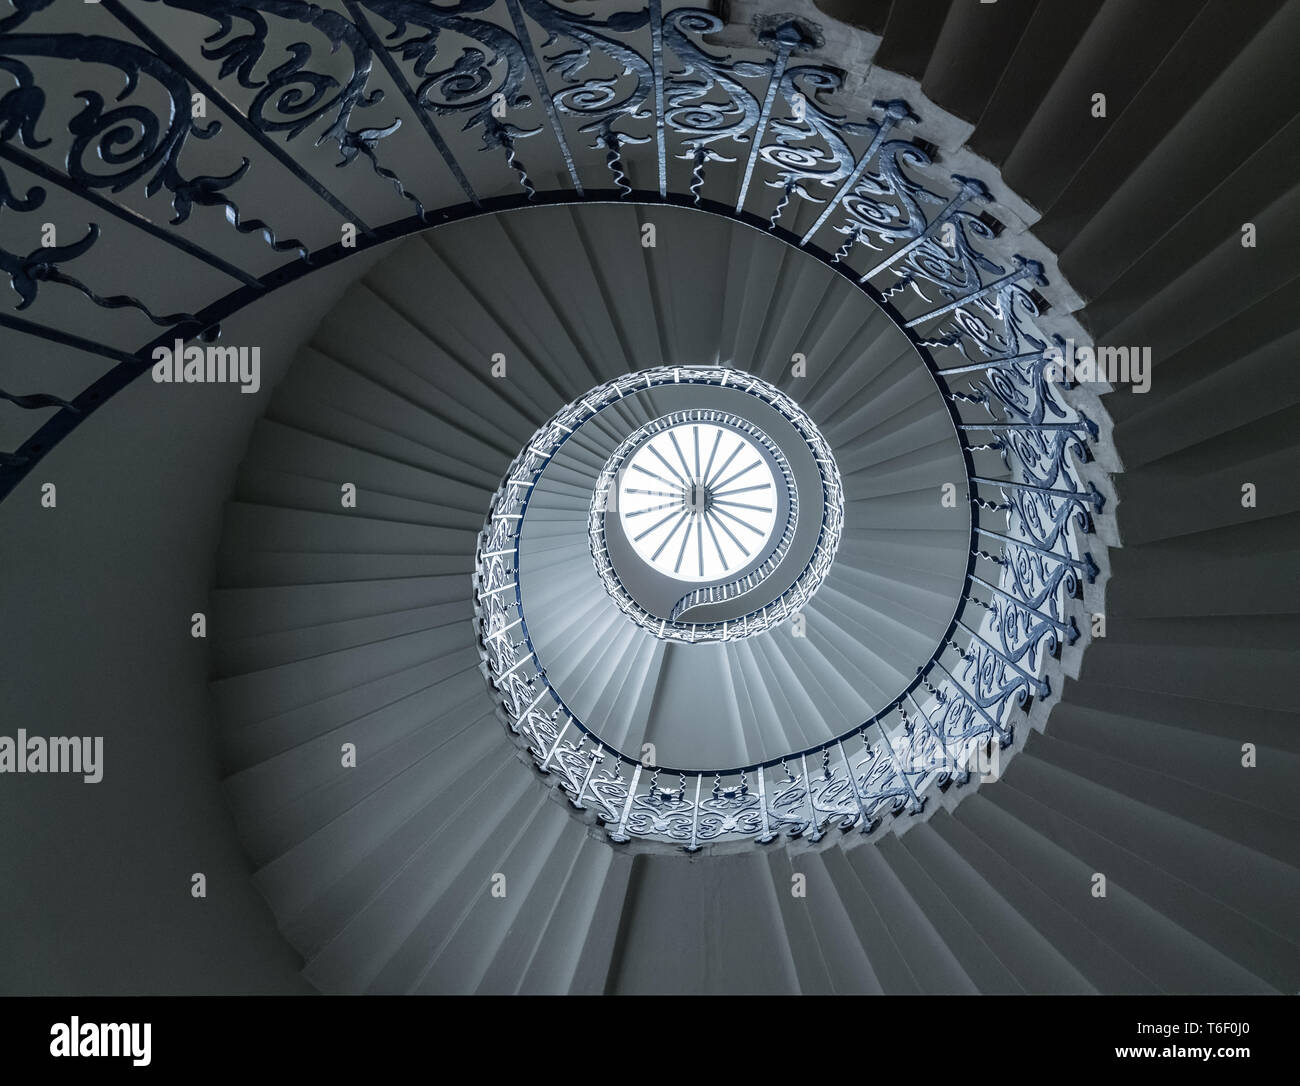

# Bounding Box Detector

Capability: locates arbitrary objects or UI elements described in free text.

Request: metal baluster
[102,0,372,235]
[936,347,1058,377]
[573,746,603,809]
[649,0,668,198]
[859,175,990,281]
[801,753,823,841]
[903,259,1045,328]
[688,774,702,852]
[970,574,1078,641]
[539,715,571,771]
[970,476,1104,510]
[735,24,800,215]
[609,763,642,842]
[956,619,1050,697]
[756,765,774,843]
[800,99,914,246]
[343,0,478,207]
[0,144,267,288]
[959,419,1098,435]
[838,739,869,830]
[975,527,1099,582]
[503,0,584,195]
[932,656,1011,745]
[874,718,924,814]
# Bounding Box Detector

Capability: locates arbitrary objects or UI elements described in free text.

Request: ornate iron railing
[1,0,1107,852]
[473,353,1095,849]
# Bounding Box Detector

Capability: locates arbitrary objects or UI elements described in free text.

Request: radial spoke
[673,514,694,573]
[631,462,678,488]
[668,430,694,483]
[713,503,768,536]
[707,508,750,557]
[649,443,690,488]
[706,438,745,489]
[712,460,762,493]
[625,499,685,517]
[713,483,772,498]
[625,487,680,498]
[702,428,724,486]
[713,500,773,513]
[702,512,729,571]
[651,512,691,560]
[635,508,683,542]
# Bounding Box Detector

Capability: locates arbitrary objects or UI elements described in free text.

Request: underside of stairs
[0,0,1296,999]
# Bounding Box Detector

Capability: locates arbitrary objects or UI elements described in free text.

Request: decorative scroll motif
[518,0,653,195]
[0,8,306,257]
[760,65,865,228]
[1,2,1108,853]
[355,0,544,197]
[661,9,765,202]
[141,0,425,215]
[461,4,1099,850]
[827,139,945,278]
[1,221,195,326]
[474,337,1096,855]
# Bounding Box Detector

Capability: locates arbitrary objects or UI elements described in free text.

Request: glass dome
[616,422,779,582]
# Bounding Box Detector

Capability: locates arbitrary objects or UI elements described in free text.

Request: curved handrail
[0,1,1109,852]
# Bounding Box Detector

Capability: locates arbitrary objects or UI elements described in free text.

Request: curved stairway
[207,0,1299,994]
[3,0,1295,996]
[214,66,1299,995]
[211,202,984,988]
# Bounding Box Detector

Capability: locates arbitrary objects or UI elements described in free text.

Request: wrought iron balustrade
[0,0,1107,851]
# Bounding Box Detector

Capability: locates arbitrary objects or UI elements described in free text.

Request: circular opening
[617,422,779,583]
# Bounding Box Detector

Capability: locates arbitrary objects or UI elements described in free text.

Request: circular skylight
[616,423,778,582]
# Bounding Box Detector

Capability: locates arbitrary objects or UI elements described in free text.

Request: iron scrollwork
[0,1,1108,855]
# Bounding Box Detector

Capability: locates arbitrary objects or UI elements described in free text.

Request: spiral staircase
[1,0,1297,997]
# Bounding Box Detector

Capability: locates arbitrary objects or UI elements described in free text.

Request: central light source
[617,422,778,582]
[578,370,840,644]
